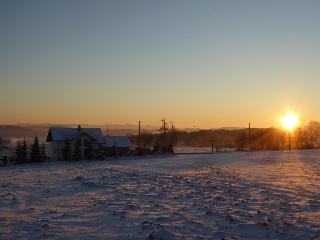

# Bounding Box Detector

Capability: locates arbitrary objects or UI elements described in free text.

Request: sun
[281,112,300,131]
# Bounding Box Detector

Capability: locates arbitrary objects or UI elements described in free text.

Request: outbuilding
[104,136,132,156]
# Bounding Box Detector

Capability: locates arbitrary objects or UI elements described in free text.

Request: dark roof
[104,136,132,148]
[47,127,105,143]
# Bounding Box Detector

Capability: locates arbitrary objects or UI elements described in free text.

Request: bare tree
[159,118,168,147]
[169,122,177,150]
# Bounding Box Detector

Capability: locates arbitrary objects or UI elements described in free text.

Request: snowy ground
[1,150,320,239]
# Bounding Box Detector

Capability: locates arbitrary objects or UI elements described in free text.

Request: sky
[1,0,320,128]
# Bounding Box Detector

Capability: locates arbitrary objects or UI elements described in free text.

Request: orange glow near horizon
[281,112,300,132]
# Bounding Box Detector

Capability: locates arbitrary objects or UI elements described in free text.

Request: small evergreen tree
[31,137,41,162]
[167,143,174,153]
[21,139,28,162]
[15,141,23,164]
[152,140,160,154]
[72,139,82,160]
[15,139,28,164]
[40,143,47,162]
[62,138,72,161]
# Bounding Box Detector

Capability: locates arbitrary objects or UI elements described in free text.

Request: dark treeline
[129,121,320,151]
[133,118,177,154]
[15,137,47,164]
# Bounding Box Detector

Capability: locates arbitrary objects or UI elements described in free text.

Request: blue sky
[1,0,320,127]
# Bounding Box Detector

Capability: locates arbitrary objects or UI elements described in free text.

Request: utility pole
[298,127,302,149]
[138,121,141,147]
[105,124,109,136]
[211,139,214,153]
[288,133,291,150]
[106,125,109,137]
[248,122,251,151]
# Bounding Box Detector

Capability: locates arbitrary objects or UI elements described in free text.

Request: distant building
[104,136,132,155]
[0,138,12,149]
[46,125,105,160]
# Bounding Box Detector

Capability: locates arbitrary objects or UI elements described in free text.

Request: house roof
[104,136,132,148]
[47,127,105,144]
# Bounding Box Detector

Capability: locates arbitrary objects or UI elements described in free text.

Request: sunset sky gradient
[1,0,320,128]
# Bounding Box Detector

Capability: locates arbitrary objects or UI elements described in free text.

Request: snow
[175,147,236,154]
[1,150,320,239]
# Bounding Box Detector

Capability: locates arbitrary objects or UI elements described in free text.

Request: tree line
[129,121,320,151]
[15,137,47,164]
[132,118,177,155]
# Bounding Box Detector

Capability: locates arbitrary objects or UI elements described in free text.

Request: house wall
[48,135,102,160]
[48,142,64,160]
[72,134,101,159]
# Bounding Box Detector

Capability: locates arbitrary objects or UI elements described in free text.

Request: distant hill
[13,123,158,130]
[1,123,245,138]
[0,125,47,138]
[8,123,160,137]
[219,127,244,130]
[0,124,158,138]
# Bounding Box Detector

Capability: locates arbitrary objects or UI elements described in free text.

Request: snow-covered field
[1,150,320,239]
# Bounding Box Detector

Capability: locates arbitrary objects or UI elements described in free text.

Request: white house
[46,125,105,160]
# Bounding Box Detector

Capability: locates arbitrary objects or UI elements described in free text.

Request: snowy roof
[47,127,105,144]
[104,136,132,148]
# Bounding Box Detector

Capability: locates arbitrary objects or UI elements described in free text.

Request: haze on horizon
[1,0,320,129]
